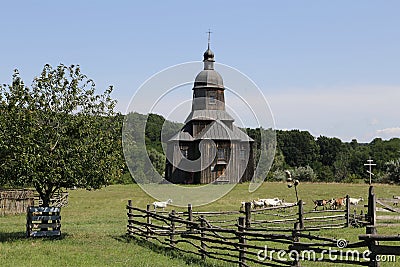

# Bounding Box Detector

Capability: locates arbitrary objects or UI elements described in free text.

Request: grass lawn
[0,182,399,266]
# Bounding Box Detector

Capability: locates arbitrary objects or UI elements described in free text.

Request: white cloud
[376,127,400,139]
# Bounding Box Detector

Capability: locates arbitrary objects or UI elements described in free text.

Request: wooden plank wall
[0,189,34,216]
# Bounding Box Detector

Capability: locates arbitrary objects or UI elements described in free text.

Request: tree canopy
[0,64,121,206]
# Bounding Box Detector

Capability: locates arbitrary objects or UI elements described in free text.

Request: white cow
[349,197,364,205]
[152,199,172,211]
[260,198,283,207]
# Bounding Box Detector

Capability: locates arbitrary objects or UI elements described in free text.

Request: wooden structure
[366,186,400,227]
[0,189,34,216]
[26,206,61,237]
[34,190,69,208]
[127,199,393,267]
[165,43,254,184]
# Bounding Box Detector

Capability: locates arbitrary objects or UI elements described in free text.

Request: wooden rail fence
[34,191,69,208]
[127,197,400,267]
[0,189,34,216]
[366,186,400,227]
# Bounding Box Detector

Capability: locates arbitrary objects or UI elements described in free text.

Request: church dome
[194,43,224,89]
[194,70,224,89]
[203,48,214,62]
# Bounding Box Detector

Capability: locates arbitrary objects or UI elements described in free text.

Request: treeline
[247,128,400,184]
[123,112,400,184]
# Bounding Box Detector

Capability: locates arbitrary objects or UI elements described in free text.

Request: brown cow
[330,197,346,210]
[313,199,330,211]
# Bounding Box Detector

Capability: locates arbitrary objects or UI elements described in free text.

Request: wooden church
[165,42,254,184]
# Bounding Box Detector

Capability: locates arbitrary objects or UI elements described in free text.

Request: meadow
[0,182,399,267]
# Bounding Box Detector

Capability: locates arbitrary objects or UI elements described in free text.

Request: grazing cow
[152,199,172,211]
[331,197,346,210]
[349,197,364,206]
[313,199,330,211]
[260,198,283,207]
[252,199,266,209]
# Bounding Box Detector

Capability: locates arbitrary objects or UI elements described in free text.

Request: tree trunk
[36,185,54,207]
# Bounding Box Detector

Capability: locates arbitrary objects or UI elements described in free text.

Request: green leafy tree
[385,159,400,184]
[0,64,118,206]
[292,165,317,182]
[316,136,342,166]
[277,130,319,167]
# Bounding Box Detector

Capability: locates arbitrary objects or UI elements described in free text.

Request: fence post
[146,204,151,240]
[238,217,246,267]
[345,195,350,227]
[187,203,193,232]
[353,209,357,226]
[291,222,301,267]
[298,200,304,230]
[169,210,176,248]
[245,202,252,228]
[368,186,376,225]
[200,215,206,260]
[127,200,133,236]
[366,226,380,267]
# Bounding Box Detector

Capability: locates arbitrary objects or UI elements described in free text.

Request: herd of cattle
[312,197,364,210]
[240,197,365,211]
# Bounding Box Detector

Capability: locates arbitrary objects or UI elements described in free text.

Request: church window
[240,149,246,159]
[217,148,226,160]
[209,91,216,104]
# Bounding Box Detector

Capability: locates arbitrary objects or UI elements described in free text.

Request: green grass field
[0,182,399,266]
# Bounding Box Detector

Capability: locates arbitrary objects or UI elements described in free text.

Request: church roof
[184,110,234,123]
[231,125,254,142]
[196,120,253,142]
[167,127,194,142]
[194,69,224,89]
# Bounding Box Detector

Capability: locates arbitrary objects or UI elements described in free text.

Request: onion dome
[194,44,224,89]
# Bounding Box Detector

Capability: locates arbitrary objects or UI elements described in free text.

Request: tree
[386,159,400,184]
[277,130,319,167]
[291,165,317,182]
[0,64,119,206]
[316,136,342,166]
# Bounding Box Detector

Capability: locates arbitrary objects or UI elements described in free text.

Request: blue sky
[1,1,399,142]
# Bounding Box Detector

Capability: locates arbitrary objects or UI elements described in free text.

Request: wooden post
[366,226,380,267]
[353,209,357,226]
[371,194,376,226]
[244,202,252,228]
[127,200,133,236]
[187,204,193,232]
[169,210,176,248]
[345,195,350,227]
[291,222,301,267]
[298,200,304,230]
[238,217,246,267]
[146,204,151,240]
[200,215,206,260]
[368,186,375,225]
